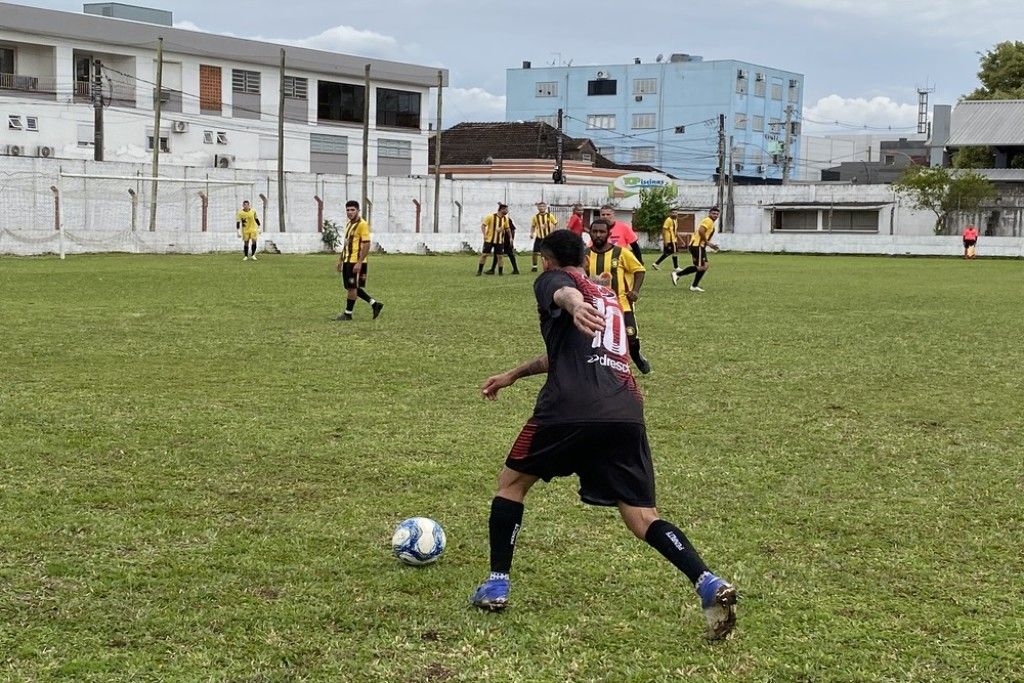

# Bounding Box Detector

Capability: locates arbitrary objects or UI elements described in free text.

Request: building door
[676,214,695,247]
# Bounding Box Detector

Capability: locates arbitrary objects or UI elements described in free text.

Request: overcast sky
[22,0,1024,133]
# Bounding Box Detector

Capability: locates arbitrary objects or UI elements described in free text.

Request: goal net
[0,170,256,257]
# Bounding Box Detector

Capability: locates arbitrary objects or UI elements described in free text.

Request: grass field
[1,252,1022,682]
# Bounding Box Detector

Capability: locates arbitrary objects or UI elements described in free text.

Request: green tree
[893,166,997,234]
[966,41,1024,100]
[631,186,677,237]
[953,146,995,169]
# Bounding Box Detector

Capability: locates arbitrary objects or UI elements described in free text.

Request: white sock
[489,572,509,581]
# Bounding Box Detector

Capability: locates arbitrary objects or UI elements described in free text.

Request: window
[631,113,656,129]
[586,114,616,130]
[146,133,170,153]
[828,210,878,232]
[732,145,744,165]
[216,131,228,145]
[598,146,616,158]
[581,153,592,162]
[0,47,14,75]
[77,123,93,147]
[788,82,799,103]
[258,135,277,160]
[587,79,617,96]
[8,114,21,130]
[318,80,365,124]
[884,154,896,166]
[751,116,764,133]
[199,65,221,113]
[773,210,817,231]
[633,78,657,95]
[203,130,214,144]
[631,146,655,163]
[25,116,37,131]
[231,69,260,94]
[754,73,766,97]
[771,83,783,100]
[736,70,747,95]
[378,138,412,159]
[750,149,763,165]
[769,117,781,132]
[535,81,558,97]
[376,87,421,129]
[735,113,747,130]
[310,133,347,154]
[283,75,308,100]
[535,114,557,126]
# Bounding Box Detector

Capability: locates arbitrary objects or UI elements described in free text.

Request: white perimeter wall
[1,157,1022,257]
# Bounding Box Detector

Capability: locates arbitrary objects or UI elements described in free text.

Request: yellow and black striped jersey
[342,218,371,263]
[585,245,645,313]
[481,213,511,243]
[691,216,716,247]
[531,212,557,239]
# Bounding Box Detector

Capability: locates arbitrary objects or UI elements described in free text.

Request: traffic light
[552,168,565,184]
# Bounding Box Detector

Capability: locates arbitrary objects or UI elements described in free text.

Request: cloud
[433,87,506,126]
[802,95,919,133]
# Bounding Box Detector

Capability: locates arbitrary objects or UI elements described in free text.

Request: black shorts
[533,238,544,253]
[662,243,676,255]
[482,241,505,255]
[342,262,367,289]
[689,245,708,265]
[624,311,638,340]
[506,422,655,507]
[963,239,977,247]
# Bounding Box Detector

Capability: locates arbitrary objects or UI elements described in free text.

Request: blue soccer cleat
[696,573,737,640]
[470,577,510,612]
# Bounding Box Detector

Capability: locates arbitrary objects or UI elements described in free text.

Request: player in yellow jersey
[529,202,558,272]
[672,207,720,292]
[236,200,261,260]
[335,200,383,321]
[585,218,651,374]
[477,203,512,276]
[651,208,680,271]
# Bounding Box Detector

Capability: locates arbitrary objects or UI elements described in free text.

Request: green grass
[1,252,1022,682]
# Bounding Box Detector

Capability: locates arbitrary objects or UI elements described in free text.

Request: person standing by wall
[962,224,979,259]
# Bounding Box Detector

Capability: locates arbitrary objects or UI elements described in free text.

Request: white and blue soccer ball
[391,517,446,566]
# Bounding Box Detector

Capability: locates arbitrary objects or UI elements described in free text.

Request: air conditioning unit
[737,69,748,79]
[171,120,189,133]
[755,73,765,82]
[6,144,24,156]
[757,165,766,174]
[37,145,55,158]
[596,71,606,79]
[789,79,799,88]
[734,162,743,172]
[634,95,643,102]
[214,154,235,169]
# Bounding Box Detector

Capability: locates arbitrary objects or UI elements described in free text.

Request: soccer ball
[391,517,446,566]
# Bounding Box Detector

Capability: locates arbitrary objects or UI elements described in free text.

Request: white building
[797,133,927,181]
[0,2,446,175]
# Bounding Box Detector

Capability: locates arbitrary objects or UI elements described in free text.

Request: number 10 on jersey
[591,297,628,356]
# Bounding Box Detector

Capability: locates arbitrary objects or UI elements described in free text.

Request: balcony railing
[75,79,136,107]
[0,73,58,99]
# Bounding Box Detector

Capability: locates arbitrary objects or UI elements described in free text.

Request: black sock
[344,298,355,315]
[489,496,524,574]
[655,253,667,265]
[251,240,257,255]
[672,256,679,269]
[628,338,642,365]
[677,265,698,276]
[477,262,484,275]
[693,270,706,287]
[357,288,373,303]
[498,266,503,275]
[243,243,250,256]
[645,519,709,585]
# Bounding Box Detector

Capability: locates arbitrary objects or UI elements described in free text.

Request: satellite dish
[655,54,664,63]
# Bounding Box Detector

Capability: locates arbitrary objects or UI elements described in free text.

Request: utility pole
[782,104,794,183]
[92,59,103,161]
[277,48,286,232]
[726,135,735,232]
[716,113,726,210]
[361,64,370,212]
[554,107,564,183]
[148,37,163,232]
[433,69,442,233]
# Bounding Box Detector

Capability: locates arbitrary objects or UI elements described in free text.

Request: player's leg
[242,237,250,259]
[478,242,491,275]
[691,250,709,291]
[653,243,670,268]
[354,268,384,319]
[249,237,257,260]
[337,264,358,320]
[505,237,520,274]
[671,246,700,285]
[532,238,543,271]
[624,312,651,375]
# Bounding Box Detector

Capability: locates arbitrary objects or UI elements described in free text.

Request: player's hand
[353,262,362,275]
[571,302,605,337]
[481,372,515,400]
[626,290,639,303]
[336,260,344,273]
[709,243,720,252]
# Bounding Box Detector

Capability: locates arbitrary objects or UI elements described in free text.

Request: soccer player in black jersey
[469,230,737,640]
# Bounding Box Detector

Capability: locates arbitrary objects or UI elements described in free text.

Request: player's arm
[354,224,370,271]
[629,239,644,264]
[254,215,261,232]
[481,217,488,237]
[481,355,549,400]
[236,212,242,236]
[553,285,605,336]
[623,252,646,301]
[529,217,537,239]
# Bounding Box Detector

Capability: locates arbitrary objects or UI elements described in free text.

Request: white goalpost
[52,172,258,259]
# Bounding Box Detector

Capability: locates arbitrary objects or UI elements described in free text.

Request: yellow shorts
[242,231,259,241]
